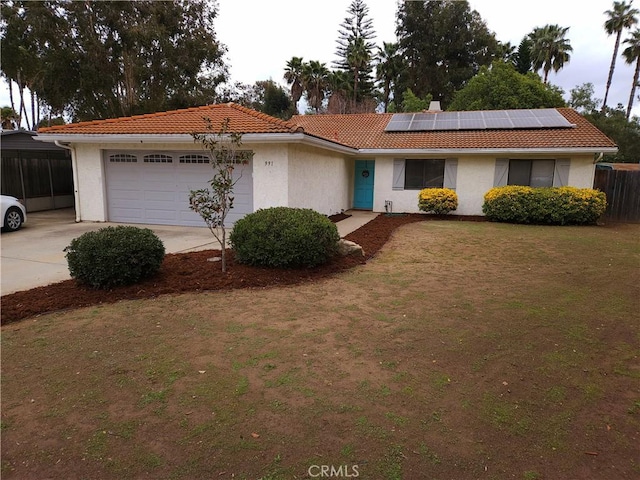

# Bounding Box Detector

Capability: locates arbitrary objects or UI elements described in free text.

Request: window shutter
[553,158,570,187]
[493,158,509,186]
[393,159,405,190]
[443,158,458,189]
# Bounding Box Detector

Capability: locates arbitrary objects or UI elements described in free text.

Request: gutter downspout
[594,152,604,164]
[54,141,81,223]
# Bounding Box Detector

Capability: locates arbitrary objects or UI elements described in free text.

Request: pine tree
[334,0,377,111]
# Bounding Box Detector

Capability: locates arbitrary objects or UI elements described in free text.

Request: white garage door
[104,151,253,226]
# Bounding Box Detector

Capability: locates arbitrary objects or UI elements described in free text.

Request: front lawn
[1,220,638,479]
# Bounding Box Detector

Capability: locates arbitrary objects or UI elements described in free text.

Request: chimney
[428,101,442,112]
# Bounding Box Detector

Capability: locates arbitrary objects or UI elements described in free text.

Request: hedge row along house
[35,103,617,226]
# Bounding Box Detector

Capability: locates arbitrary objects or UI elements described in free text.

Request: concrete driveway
[0,209,217,295]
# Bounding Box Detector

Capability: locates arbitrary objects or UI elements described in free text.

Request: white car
[1,195,27,232]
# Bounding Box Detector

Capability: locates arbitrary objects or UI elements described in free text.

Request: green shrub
[64,226,165,288]
[230,207,340,268]
[418,188,458,214]
[482,186,607,225]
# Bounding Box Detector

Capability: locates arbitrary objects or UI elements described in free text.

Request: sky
[2,0,639,123]
[214,0,639,116]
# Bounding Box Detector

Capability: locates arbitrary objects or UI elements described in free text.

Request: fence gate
[593,169,640,223]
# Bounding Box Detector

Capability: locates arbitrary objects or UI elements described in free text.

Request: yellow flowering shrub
[418,188,458,214]
[482,186,607,225]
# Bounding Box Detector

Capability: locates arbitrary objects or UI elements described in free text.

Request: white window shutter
[493,158,509,186]
[393,159,405,190]
[444,158,458,189]
[553,159,571,187]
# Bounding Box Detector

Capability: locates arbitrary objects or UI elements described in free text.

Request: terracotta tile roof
[39,104,616,152]
[292,108,617,150]
[38,103,302,135]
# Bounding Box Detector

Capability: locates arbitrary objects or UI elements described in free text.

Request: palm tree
[346,36,370,106]
[284,56,305,114]
[603,1,639,111]
[529,24,573,84]
[302,60,329,113]
[622,28,640,118]
[1,106,19,130]
[375,42,401,112]
[327,70,351,114]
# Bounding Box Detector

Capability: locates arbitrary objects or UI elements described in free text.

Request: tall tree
[529,24,573,84]
[0,1,61,129]
[514,37,533,74]
[448,61,566,111]
[375,42,402,112]
[1,0,228,123]
[334,0,377,111]
[569,83,602,113]
[326,70,351,114]
[602,1,639,111]
[284,56,305,114]
[396,0,500,108]
[622,28,640,118]
[302,61,330,113]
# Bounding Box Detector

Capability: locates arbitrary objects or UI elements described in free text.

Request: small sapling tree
[189,117,249,272]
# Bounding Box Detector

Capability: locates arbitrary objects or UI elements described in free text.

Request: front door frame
[353,159,375,210]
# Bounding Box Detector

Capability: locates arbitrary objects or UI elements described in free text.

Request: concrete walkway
[336,210,379,237]
[1,208,378,295]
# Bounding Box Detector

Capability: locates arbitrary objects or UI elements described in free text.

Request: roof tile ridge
[227,102,303,132]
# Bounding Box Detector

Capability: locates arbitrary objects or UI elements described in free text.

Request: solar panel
[482,110,509,119]
[486,118,514,129]
[383,109,574,132]
[410,120,435,130]
[459,119,485,129]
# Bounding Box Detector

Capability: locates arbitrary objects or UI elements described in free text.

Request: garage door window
[143,154,173,163]
[109,154,137,163]
[179,154,210,164]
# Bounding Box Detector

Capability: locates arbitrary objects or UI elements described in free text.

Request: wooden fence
[593,169,640,223]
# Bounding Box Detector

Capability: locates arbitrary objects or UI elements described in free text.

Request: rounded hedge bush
[229,207,340,268]
[418,188,458,214]
[482,186,607,225]
[64,226,165,289]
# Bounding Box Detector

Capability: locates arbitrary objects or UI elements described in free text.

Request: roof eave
[34,132,359,155]
[357,147,619,155]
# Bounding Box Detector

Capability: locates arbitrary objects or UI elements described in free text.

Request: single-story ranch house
[36,103,617,226]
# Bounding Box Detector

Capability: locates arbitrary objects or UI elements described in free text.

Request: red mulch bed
[1,214,484,325]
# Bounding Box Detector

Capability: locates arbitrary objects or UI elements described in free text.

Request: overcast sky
[215,0,639,116]
[3,0,639,122]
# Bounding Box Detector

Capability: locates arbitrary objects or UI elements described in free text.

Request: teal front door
[353,160,375,210]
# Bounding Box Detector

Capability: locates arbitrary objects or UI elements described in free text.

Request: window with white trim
[143,154,173,163]
[393,158,458,191]
[493,158,570,188]
[109,154,137,163]
[405,159,446,189]
[508,159,555,187]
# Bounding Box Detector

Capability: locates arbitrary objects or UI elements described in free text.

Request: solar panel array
[384,109,575,132]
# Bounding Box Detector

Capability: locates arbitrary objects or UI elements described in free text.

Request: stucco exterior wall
[252,144,289,210]
[568,155,596,187]
[73,144,107,221]
[373,154,597,216]
[288,145,353,215]
[454,157,496,215]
